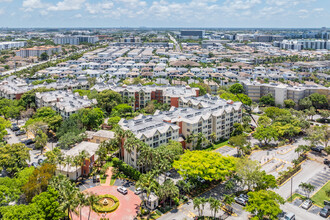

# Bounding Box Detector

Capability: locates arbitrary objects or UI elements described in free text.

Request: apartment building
[0,41,26,50]
[119,95,242,168]
[242,80,330,106]
[274,39,330,50]
[92,84,200,110]
[16,46,62,58]
[35,90,97,118]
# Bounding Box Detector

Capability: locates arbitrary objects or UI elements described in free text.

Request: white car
[301,199,312,210]
[134,187,142,195]
[117,186,128,195]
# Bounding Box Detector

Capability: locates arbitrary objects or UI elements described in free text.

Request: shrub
[112,157,141,180]
[92,194,120,213]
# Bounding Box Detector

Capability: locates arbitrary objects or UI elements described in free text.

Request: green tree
[0,117,11,141]
[193,197,202,216]
[173,151,236,181]
[40,52,49,61]
[23,163,56,202]
[231,123,244,136]
[229,83,244,94]
[260,94,275,106]
[244,190,284,220]
[34,129,48,154]
[284,99,296,108]
[308,93,328,109]
[228,135,248,156]
[299,97,312,109]
[0,203,44,220]
[209,198,221,218]
[319,110,330,120]
[299,182,315,198]
[253,126,279,145]
[77,107,104,130]
[113,103,133,116]
[257,115,272,127]
[189,83,210,95]
[0,143,30,177]
[32,187,65,220]
[220,92,252,106]
[96,90,122,114]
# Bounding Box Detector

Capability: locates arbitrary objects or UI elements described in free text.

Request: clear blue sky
[0,0,329,28]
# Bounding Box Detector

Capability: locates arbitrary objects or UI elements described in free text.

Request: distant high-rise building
[180,30,205,39]
[53,36,99,45]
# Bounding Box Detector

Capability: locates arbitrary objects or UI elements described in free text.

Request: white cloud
[85,1,114,14]
[48,0,86,11]
[74,13,82,18]
[22,0,49,11]
[313,8,324,12]
[0,8,4,15]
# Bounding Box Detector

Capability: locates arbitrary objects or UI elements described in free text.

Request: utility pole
[290,176,293,202]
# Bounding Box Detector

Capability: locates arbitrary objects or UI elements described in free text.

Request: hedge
[112,157,141,181]
[92,194,119,213]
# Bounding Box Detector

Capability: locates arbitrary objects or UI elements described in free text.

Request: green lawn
[287,193,306,202]
[204,140,233,151]
[110,178,116,185]
[312,181,330,207]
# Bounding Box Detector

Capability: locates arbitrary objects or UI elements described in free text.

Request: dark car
[311,146,323,153]
[235,194,249,206]
[15,130,26,136]
[21,139,35,146]
[11,126,20,131]
[37,159,44,165]
[320,205,330,218]
[31,162,38,168]
[324,159,330,165]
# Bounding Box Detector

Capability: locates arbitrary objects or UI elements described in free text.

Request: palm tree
[77,192,87,220]
[223,194,235,214]
[200,197,208,216]
[123,137,136,165]
[163,180,179,206]
[210,132,216,144]
[78,150,90,179]
[64,156,72,177]
[210,198,221,219]
[72,155,81,181]
[193,197,202,216]
[196,133,208,150]
[136,173,158,207]
[86,193,99,220]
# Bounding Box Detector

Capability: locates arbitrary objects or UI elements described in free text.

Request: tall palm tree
[64,156,72,177]
[200,197,208,216]
[123,137,136,165]
[210,198,221,218]
[86,193,99,220]
[165,180,179,206]
[77,192,87,220]
[193,197,202,216]
[196,133,208,150]
[136,173,158,207]
[72,156,81,181]
[78,150,90,179]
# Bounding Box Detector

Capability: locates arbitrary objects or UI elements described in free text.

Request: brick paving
[71,185,141,220]
[102,167,113,186]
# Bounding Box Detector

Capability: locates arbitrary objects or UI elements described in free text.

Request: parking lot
[77,177,101,191]
[292,198,323,216]
[214,145,237,156]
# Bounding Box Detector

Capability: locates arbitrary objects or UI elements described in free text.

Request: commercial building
[16,46,62,58]
[242,80,330,106]
[254,35,284,42]
[119,95,242,168]
[180,30,205,39]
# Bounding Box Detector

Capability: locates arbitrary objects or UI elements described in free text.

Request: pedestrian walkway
[102,167,113,186]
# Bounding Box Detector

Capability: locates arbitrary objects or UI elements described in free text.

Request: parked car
[11,126,20,131]
[324,159,330,165]
[320,205,330,218]
[284,212,295,220]
[37,159,44,165]
[235,194,249,206]
[117,186,128,195]
[21,139,35,146]
[134,187,142,195]
[31,162,38,168]
[92,175,100,183]
[165,172,172,177]
[301,199,312,209]
[311,146,323,153]
[15,130,26,136]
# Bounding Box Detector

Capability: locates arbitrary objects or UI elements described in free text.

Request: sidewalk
[102,167,113,186]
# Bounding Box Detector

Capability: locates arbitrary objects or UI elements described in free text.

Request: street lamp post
[290,176,293,202]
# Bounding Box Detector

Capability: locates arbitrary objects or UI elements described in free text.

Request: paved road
[274,160,325,199]
[281,202,325,220]
[168,34,181,53]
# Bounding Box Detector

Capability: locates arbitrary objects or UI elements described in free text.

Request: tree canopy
[173,150,236,181]
[229,83,244,94]
[220,92,252,106]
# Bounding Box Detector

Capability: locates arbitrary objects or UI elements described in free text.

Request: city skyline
[0,0,329,28]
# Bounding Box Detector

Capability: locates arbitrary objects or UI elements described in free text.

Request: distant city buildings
[53,36,99,45]
[0,41,26,50]
[180,30,205,39]
[274,39,330,50]
[16,45,62,58]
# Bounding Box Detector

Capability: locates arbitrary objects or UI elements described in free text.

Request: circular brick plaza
[71,185,141,220]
